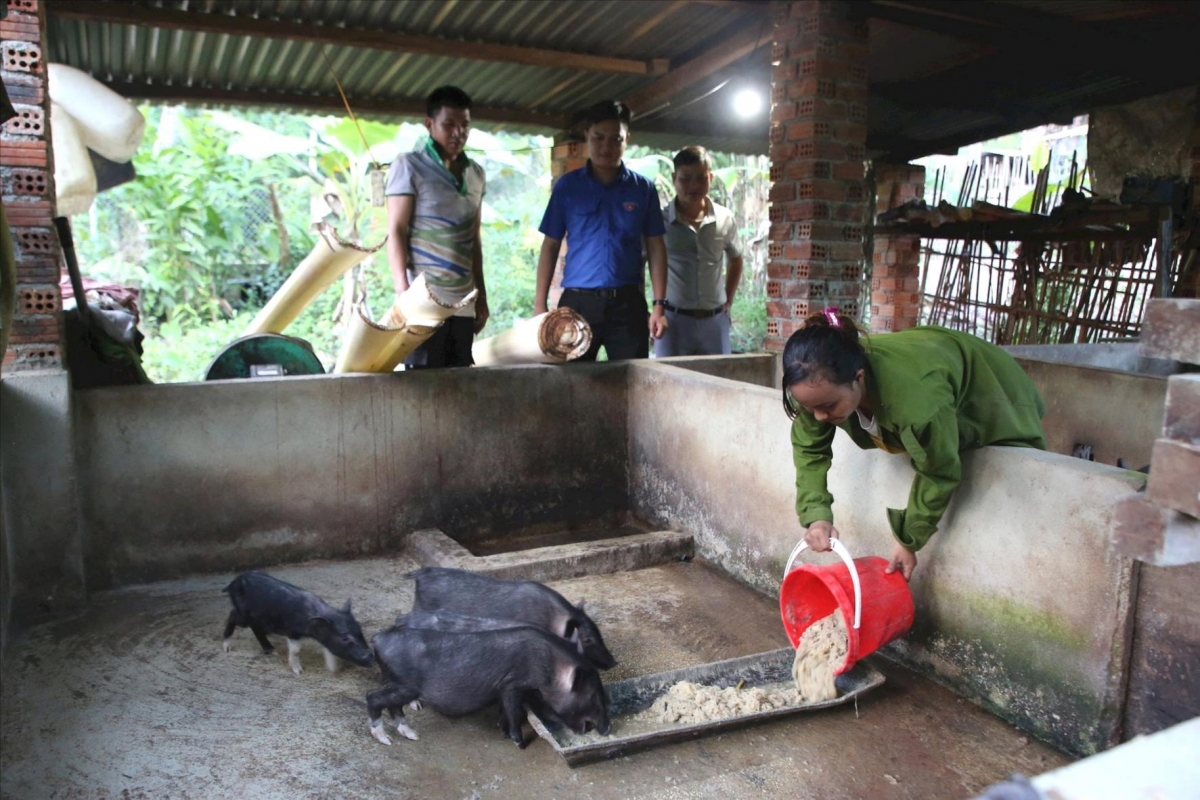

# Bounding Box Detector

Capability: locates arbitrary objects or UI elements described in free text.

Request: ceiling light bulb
[734,89,762,118]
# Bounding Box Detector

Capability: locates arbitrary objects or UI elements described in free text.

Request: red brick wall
[547,137,587,308]
[2,0,62,371]
[871,164,925,331]
[765,0,869,352]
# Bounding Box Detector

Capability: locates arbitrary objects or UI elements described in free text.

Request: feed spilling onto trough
[790,610,849,703]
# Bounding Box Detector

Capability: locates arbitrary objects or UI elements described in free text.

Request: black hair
[781,312,866,419]
[426,86,472,118]
[577,100,633,131]
[673,145,712,171]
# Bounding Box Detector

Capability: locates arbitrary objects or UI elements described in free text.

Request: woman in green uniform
[784,307,1046,580]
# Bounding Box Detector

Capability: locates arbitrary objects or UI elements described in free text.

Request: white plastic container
[50,102,97,217]
[47,63,145,163]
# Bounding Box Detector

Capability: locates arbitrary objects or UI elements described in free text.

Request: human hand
[534,300,548,316]
[723,300,732,319]
[803,520,838,552]
[885,543,917,581]
[649,306,668,339]
[473,295,490,334]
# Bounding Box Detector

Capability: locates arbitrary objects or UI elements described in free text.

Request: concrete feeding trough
[529,647,886,767]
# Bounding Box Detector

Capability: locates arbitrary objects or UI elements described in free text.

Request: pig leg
[221,610,240,652]
[367,685,419,745]
[287,638,304,675]
[248,623,274,655]
[322,646,340,673]
[499,690,529,748]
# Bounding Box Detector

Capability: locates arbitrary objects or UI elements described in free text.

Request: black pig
[367,624,610,747]
[222,572,374,675]
[408,567,617,670]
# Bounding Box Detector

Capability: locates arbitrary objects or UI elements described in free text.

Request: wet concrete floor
[0,556,1070,799]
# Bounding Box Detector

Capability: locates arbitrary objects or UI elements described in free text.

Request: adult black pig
[407,567,617,670]
[367,625,610,747]
[222,572,374,675]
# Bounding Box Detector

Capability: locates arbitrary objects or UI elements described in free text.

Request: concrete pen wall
[72,364,629,590]
[627,361,1145,757]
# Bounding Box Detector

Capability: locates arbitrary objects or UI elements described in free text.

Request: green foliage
[74,107,315,327]
[730,282,767,354]
[139,312,257,383]
[74,106,771,382]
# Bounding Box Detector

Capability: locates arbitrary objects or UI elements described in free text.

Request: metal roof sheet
[39,0,1200,159]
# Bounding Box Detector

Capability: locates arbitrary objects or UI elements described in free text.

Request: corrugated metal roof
[45,0,749,117]
[40,0,1200,160]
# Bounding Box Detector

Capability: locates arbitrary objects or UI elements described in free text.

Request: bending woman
[785,308,1047,580]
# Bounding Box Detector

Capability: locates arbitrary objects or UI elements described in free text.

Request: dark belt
[664,302,724,319]
[563,286,641,299]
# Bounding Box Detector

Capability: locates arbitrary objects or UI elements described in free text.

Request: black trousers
[558,287,649,362]
[404,316,476,369]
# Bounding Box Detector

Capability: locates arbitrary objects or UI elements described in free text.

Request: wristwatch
[653,299,668,307]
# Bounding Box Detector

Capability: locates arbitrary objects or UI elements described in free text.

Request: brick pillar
[547,134,587,308]
[765,0,870,352]
[2,0,63,371]
[870,163,925,331]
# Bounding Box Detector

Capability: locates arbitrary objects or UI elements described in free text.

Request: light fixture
[733,88,763,118]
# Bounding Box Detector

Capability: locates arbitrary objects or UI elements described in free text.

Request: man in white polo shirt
[656,145,744,357]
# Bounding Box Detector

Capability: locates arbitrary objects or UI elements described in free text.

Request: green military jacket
[791,326,1047,551]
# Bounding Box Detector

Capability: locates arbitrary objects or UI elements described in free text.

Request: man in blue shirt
[534,100,668,361]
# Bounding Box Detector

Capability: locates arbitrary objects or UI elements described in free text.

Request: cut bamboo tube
[472,308,593,366]
[246,223,384,335]
[334,273,477,373]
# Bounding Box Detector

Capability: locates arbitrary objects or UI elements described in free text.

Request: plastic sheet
[47,64,145,163]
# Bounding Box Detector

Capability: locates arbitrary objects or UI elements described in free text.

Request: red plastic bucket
[779,541,914,675]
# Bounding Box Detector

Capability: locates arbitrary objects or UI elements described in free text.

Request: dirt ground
[0,556,1069,799]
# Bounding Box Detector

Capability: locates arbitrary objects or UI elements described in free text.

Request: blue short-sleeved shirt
[538,162,666,289]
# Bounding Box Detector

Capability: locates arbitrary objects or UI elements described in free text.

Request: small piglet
[408,567,618,670]
[222,571,374,675]
[368,624,611,747]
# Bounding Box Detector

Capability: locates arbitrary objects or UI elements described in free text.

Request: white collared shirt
[661,198,742,309]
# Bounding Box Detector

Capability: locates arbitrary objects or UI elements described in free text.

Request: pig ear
[577,600,587,612]
[569,627,584,655]
[556,662,577,693]
[342,599,352,614]
[564,618,579,638]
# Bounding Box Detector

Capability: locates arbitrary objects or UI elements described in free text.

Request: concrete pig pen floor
[0,556,1069,799]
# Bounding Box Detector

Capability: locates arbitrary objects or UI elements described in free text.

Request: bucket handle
[784,537,862,630]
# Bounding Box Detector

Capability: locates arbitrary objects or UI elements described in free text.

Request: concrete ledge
[651,353,778,388]
[1113,493,1200,566]
[627,361,1145,756]
[406,528,694,583]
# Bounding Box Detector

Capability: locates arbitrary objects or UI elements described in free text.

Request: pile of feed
[649,680,801,724]
[790,610,849,703]
[565,612,852,741]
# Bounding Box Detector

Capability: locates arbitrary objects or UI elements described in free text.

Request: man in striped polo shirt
[385,86,488,368]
